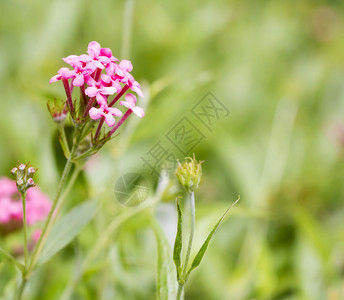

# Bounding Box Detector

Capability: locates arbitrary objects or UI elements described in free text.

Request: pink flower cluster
[50,41,144,131]
[0,177,52,225]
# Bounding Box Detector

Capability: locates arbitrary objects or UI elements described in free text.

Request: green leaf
[38,200,97,266]
[173,198,183,280]
[186,196,240,278]
[151,217,177,300]
[59,134,70,159]
[0,247,25,272]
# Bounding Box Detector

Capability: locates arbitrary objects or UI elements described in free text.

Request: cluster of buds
[11,163,37,193]
[176,154,204,193]
[48,41,145,158]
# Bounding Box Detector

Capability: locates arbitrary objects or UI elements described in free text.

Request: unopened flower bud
[11,167,17,175]
[17,179,24,186]
[27,167,36,175]
[176,154,204,193]
[19,164,26,171]
[47,100,68,123]
[27,178,35,187]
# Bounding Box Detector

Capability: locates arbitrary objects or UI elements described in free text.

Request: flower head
[176,154,204,193]
[49,41,145,156]
[11,163,38,193]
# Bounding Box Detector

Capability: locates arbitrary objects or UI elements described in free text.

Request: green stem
[27,158,73,274]
[176,282,184,300]
[20,192,28,269]
[15,277,27,300]
[27,127,81,276]
[181,192,195,279]
[52,166,81,224]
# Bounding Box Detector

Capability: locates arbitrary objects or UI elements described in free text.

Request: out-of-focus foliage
[1,0,344,299]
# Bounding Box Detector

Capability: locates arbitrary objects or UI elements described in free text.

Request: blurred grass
[1,0,344,299]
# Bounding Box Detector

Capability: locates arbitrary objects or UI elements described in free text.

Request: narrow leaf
[38,200,97,266]
[173,198,183,280]
[59,134,70,159]
[151,218,177,300]
[186,196,240,278]
[0,247,25,272]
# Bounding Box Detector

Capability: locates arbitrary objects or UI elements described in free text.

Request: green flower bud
[176,154,204,193]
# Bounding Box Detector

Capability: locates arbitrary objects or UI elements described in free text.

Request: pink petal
[79,54,92,63]
[113,64,124,77]
[100,48,112,58]
[86,76,97,86]
[132,106,145,118]
[125,93,137,106]
[101,86,117,95]
[85,86,98,97]
[119,101,131,109]
[87,41,101,58]
[89,107,103,120]
[59,68,75,79]
[73,73,84,86]
[63,55,79,66]
[94,60,105,69]
[96,94,107,106]
[131,81,144,97]
[104,113,116,127]
[49,74,61,84]
[108,107,123,117]
[101,73,111,84]
[119,60,133,72]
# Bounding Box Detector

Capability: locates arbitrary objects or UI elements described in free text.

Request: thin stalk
[27,159,73,275]
[108,85,129,107]
[176,282,184,300]
[80,85,87,106]
[94,69,102,82]
[27,127,81,275]
[107,110,132,137]
[52,166,81,222]
[15,278,27,300]
[20,192,28,269]
[94,117,105,141]
[181,192,195,278]
[62,79,74,112]
[83,97,95,118]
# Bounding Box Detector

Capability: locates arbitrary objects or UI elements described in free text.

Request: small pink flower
[120,93,145,118]
[62,56,97,86]
[49,67,75,84]
[109,60,144,98]
[0,178,18,197]
[89,104,123,127]
[87,41,118,68]
[0,177,52,228]
[85,80,117,106]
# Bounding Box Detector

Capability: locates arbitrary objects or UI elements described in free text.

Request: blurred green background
[1,0,344,299]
